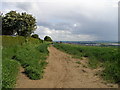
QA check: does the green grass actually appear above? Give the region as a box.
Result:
[2,36,49,88]
[75,61,81,64]
[2,59,20,88]
[2,35,43,48]
[14,43,49,80]
[54,43,120,83]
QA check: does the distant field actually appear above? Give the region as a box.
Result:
[54,43,120,83]
[55,41,120,47]
[2,36,49,88]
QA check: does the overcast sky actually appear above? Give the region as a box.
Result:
[1,0,118,41]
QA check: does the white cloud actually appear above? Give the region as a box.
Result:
[73,24,77,27]
[34,26,97,41]
[1,0,118,41]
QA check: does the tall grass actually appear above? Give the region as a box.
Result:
[14,43,49,80]
[2,59,20,88]
[2,35,43,48]
[54,43,120,83]
[2,36,49,88]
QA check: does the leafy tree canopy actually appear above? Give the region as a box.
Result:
[31,34,39,39]
[44,36,52,42]
[2,11,37,37]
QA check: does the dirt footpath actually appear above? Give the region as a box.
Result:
[16,46,118,88]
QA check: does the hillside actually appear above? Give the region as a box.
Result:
[2,36,119,88]
[2,36,49,88]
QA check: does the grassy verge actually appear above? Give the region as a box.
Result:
[54,43,120,83]
[2,36,49,88]
[2,59,20,88]
[14,43,49,80]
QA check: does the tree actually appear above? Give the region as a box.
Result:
[2,11,20,35]
[2,11,37,37]
[44,36,52,42]
[17,12,37,37]
[31,34,39,39]
[0,12,2,35]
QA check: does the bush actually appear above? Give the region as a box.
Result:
[44,36,52,42]
[25,66,42,80]
[31,34,39,39]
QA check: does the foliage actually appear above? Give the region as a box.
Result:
[25,66,42,80]
[102,52,120,83]
[54,43,83,58]
[14,43,48,80]
[27,37,43,44]
[75,61,81,64]
[2,11,20,35]
[2,11,37,37]
[31,34,39,39]
[54,43,120,83]
[0,13,2,35]
[17,12,37,37]
[2,36,49,88]
[2,35,25,48]
[2,59,20,88]
[44,36,52,42]
[37,43,49,54]
[2,35,43,48]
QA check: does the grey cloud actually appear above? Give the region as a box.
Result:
[15,3,31,11]
[1,1,118,41]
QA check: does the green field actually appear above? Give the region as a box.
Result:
[2,36,49,88]
[54,43,120,83]
[2,35,120,88]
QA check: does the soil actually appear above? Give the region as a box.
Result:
[15,46,118,88]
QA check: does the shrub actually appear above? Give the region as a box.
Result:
[44,36,52,42]
[25,66,42,80]
[31,34,39,39]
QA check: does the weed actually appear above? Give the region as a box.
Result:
[75,61,81,64]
